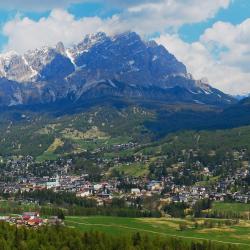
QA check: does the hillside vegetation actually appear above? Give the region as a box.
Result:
[0,100,250,164]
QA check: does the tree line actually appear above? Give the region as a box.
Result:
[1,190,161,218]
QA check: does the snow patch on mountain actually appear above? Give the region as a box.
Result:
[66,49,77,69]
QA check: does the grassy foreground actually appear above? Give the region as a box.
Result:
[65,216,250,250]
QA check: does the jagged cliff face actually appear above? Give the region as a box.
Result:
[0,32,234,107]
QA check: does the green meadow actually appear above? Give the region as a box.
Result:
[65,216,250,250]
[212,202,250,214]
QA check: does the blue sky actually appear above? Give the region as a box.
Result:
[0,0,249,94]
[179,0,250,42]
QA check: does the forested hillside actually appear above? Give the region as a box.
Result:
[0,98,250,161]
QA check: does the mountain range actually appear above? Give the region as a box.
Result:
[0,32,250,160]
[0,31,235,107]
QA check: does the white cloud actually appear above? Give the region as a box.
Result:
[156,19,250,94]
[201,20,250,72]
[2,0,231,53]
[0,0,228,12]
[0,0,231,36]
[2,9,119,53]
[123,0,230,33]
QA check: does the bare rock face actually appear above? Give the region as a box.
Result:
[0,32,235,107]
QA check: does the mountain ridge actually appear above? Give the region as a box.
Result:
[0,31,235,107]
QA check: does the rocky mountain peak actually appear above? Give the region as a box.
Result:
[0,31,235,107]
[55,42,66,55]
[86,32,107,43]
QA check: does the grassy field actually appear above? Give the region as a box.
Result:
[109,163,149,177]
[35,132,133,161]
[212,202,250,213]
[211,202,250,218]
[36,151,58,162]
[65,216,250,249]
[0,200,40,213]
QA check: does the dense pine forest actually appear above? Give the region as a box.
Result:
[0,222,239,250]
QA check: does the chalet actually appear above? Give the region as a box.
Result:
[131,188,141,195]
[27,218,43,227]
[94,184,102,191]
[46,175,60,189]
[76,189,92,197]
[97,192,111,199]
[147,181,163,191]
[22,212,40,220]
